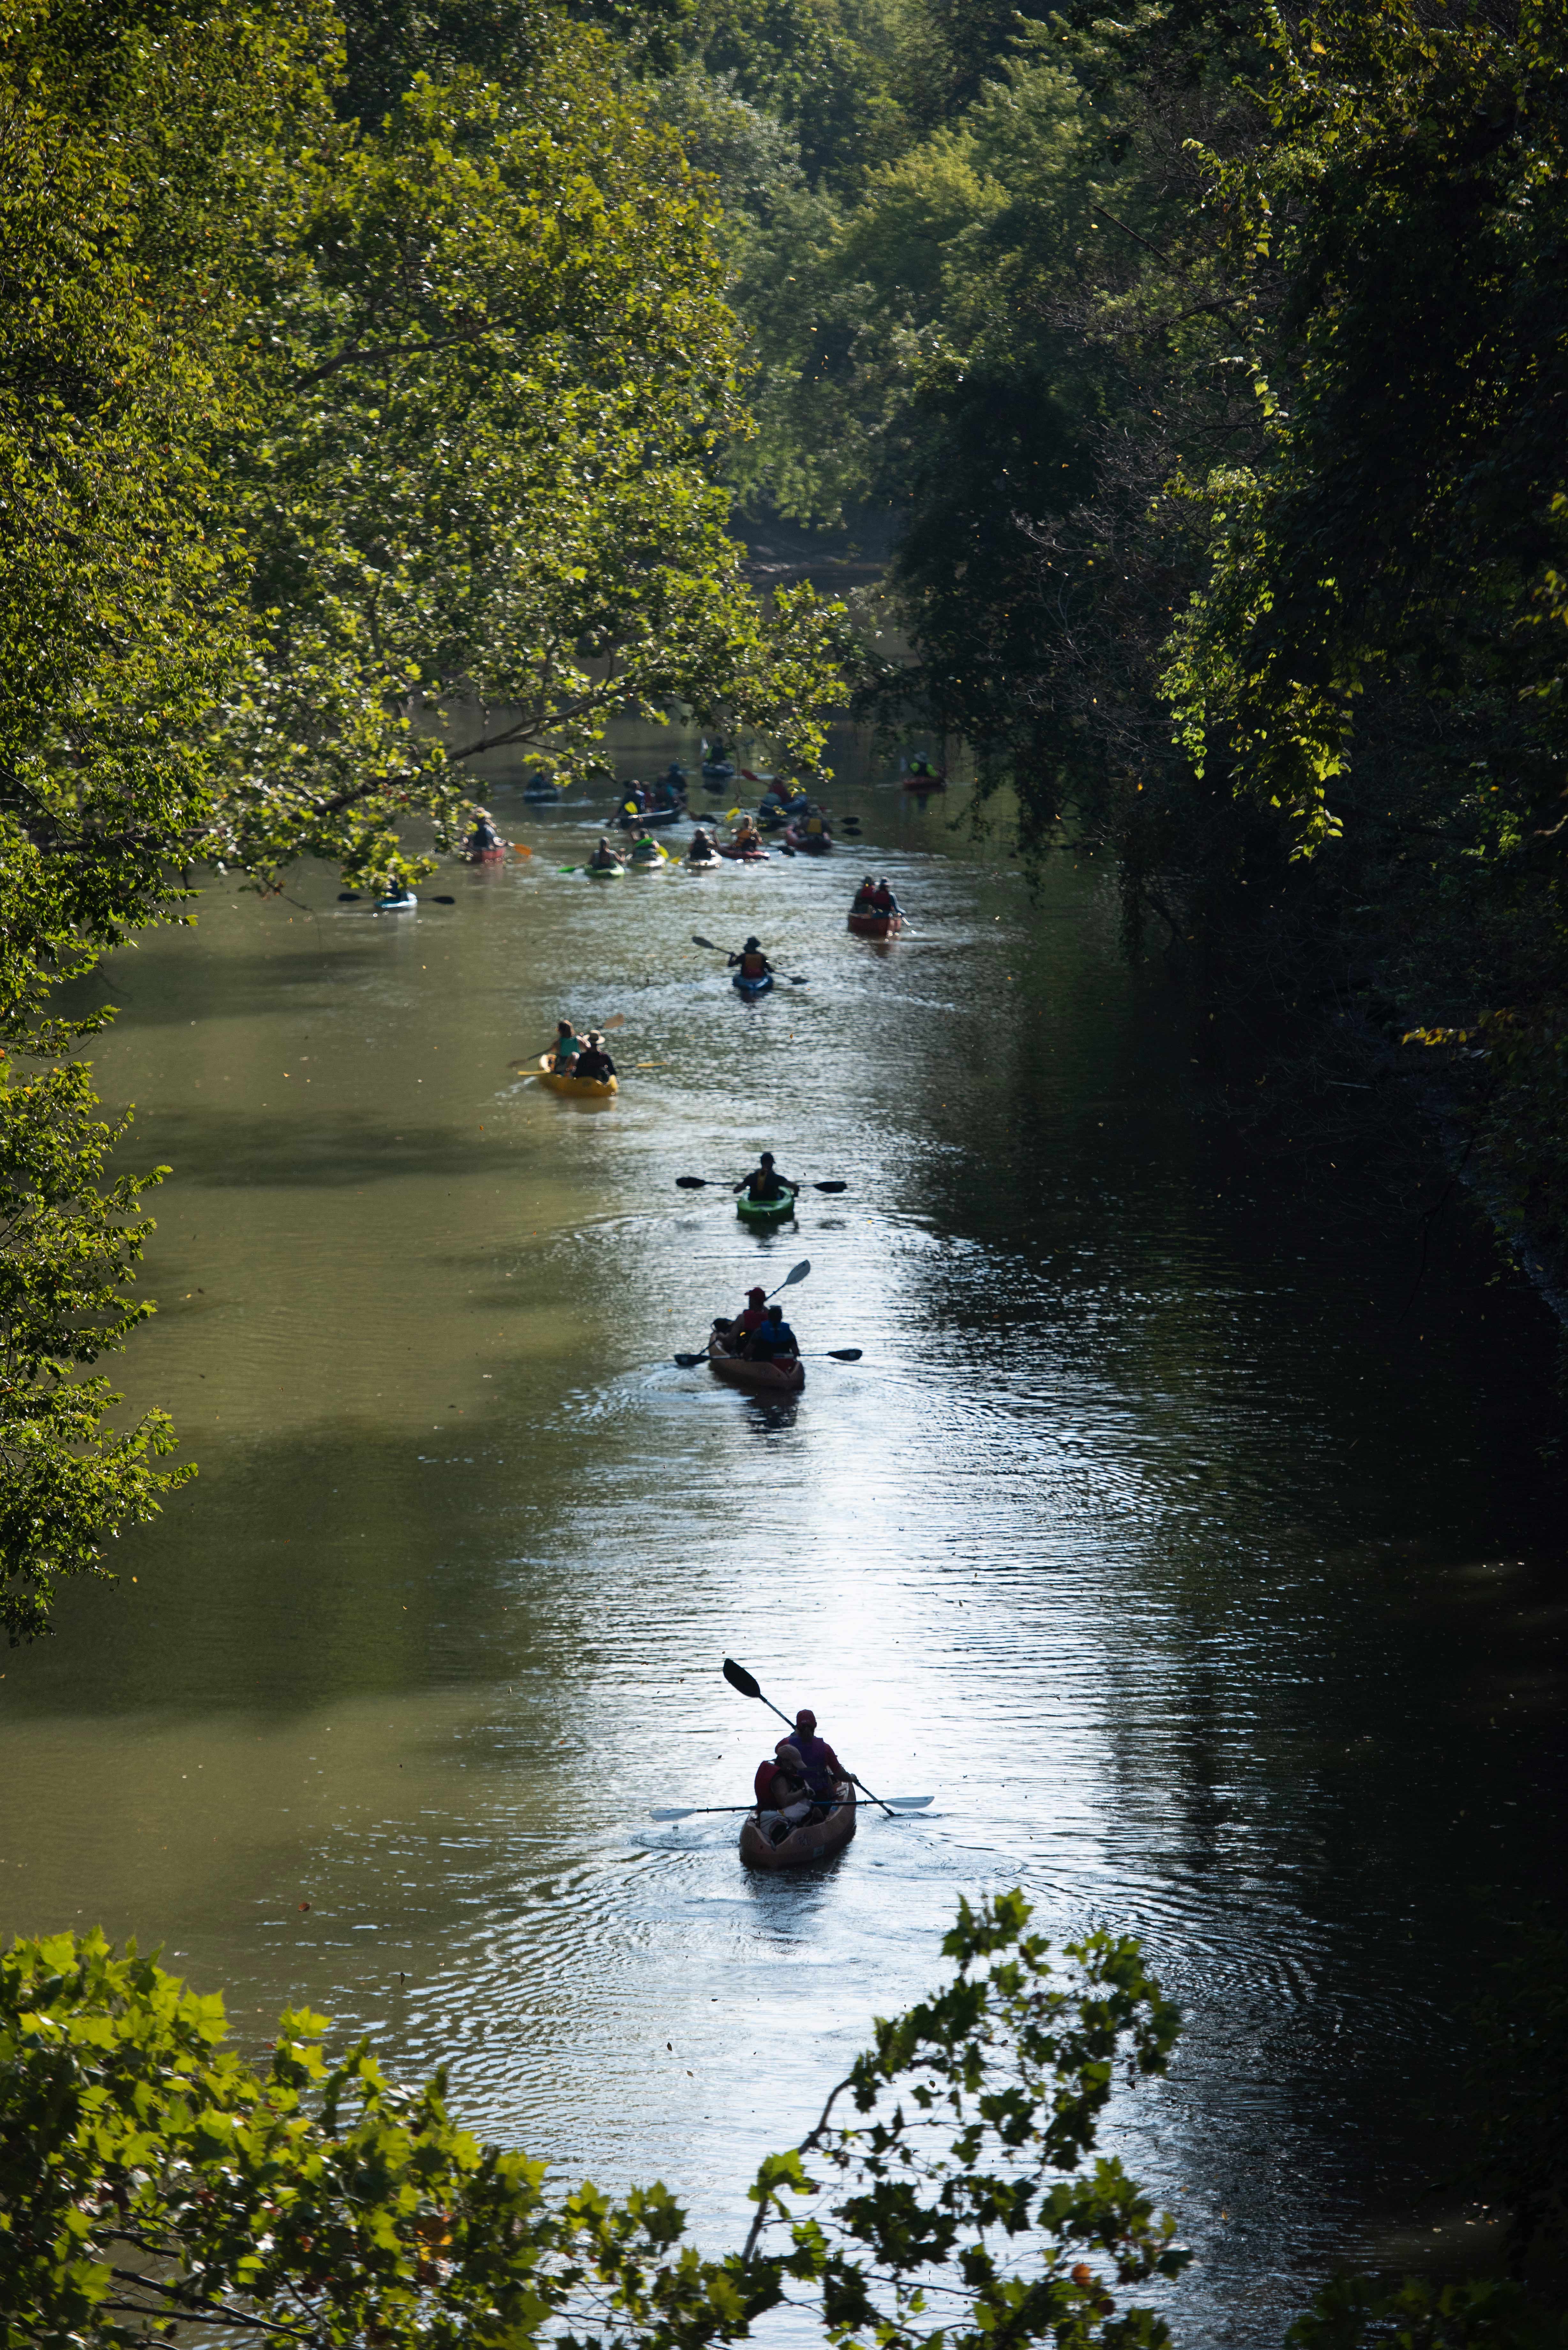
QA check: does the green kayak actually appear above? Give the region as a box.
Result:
[736,1186,797,1224]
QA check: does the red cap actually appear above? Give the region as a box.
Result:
[747,1286,766,1301]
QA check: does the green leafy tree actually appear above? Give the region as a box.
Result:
[0,0,850,1639]
[0,1891,1188,2349]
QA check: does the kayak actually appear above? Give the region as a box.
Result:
[586,862,624,879]
[702,760,735,782]
[848,908,902,938]
[616,802,682,828]
[706,1330,805,1391]
[463,847,506,864]
[376,891,417,910]
[629,847,669,868]
[740,1781,854,1870]
[523,782,562,802]
[735,1182,795,1224]
[783,823,832,853]
[732,971,773,1000]
[531,1052,617,1098]
[903,773,946,791]
[687,853,721,870]
[719,842,767,861]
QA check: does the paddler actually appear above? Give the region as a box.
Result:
[573,1029,616,1083]
[689,824,717,861]
[629,829,665,864]
[550,1020,584,1073]
[730,816,762,853]
[465,809,501,853]
[788,1709,846,1798]
[734,1150,795,1205]
[870,876,900,914]
[800,806,829,844]
[714,1284,769,1353]
[729,936,773,982]
[754,1740,811,1839]
[587,835,622,870]
[746,1300,799,1364]
[851,874,877,911]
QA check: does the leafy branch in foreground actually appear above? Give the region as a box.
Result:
[744,1887,1188,2350]
[0,1893,1187,2350]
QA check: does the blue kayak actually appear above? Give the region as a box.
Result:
[732,971,773,1000]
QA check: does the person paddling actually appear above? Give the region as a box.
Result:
[729,936,773,982]
[789,1708,846,1798]
[747,1300,799,1365]
[715,1284,769,1352]
[587,835,622,871]
[550,1020,584,1073]
[573,1029,616,1082]
[870,876,900,915]
[754,1740,812,1841]
[735,1151,795,1205]
[689,825,717,862]
[465,808,500,853]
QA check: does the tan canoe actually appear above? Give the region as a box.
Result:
[706,1330,804,1392]
[740,1781,856,1870]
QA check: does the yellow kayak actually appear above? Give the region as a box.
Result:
[531,1052,617,1098]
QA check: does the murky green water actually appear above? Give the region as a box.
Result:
[3,736,1563,2345]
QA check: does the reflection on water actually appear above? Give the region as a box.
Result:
[2,739,1564,2346]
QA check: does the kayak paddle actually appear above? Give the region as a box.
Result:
[674,1175,848,1193]
[673,1261,809,1368]
[649,1796,932,1820]
[721,1657,896,1816]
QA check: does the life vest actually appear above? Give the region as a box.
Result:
[740,951,766,977]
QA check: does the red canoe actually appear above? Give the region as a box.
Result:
[848,909,902,938]
[706,1331,804,1392]
[783,823,832,853]
[719,842,769,861]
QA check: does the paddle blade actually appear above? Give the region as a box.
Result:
[649,1806,696,1821]
[826,1348,863,1361]
[601,1013,627,1033]
[812,1181,848,1193]
[431,895,455,904]
[675,1176,708,1189]
[722,1657,762,1701]
[673,1352,706,1368]
[884,1796,933,1809]
[337,891,361,902]
[782,1259,810,1285]
[691,933,718,950]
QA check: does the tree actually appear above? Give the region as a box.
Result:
[0,0,850,1639]
[0,1891,1189,2348]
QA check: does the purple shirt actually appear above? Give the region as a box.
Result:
[791,1728,843,1794]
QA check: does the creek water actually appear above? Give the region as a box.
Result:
[2,736,1564,2346]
